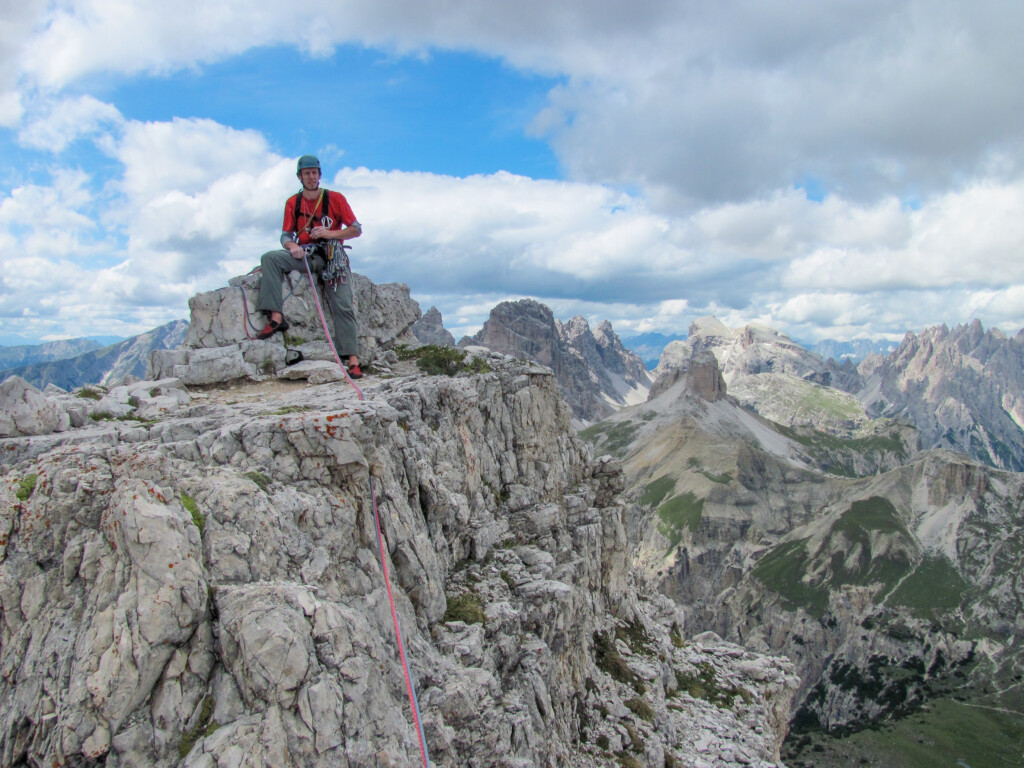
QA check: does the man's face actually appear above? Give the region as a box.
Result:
[299,167,321,190]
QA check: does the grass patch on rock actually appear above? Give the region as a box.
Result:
[615,619,656,657]
[674,661,752,709]
[625,697,655,723]
[243,471,271,492]
[180,492,205,533]
[394,344,491,376]
[593,632,646,694]
[443,591,486,625]
[178,696,218,759]
[15,474,38,501]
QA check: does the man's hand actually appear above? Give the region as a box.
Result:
[310,225,334,241]
[285,242,304,259]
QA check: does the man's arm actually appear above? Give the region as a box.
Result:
[310,222,361,242]
[280,231,305,259]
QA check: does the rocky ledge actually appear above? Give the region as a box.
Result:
[1,351,796,767]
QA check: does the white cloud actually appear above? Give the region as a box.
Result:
[11,1,1024,205]
[3,2,1024,347]
[18,95,123,151]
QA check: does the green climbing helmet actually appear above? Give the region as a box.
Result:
[296,154,321,174]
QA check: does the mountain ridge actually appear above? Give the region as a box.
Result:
[582,340,1024,766]
[1,321,187,390]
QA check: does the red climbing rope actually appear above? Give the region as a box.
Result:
[301,253,430,768]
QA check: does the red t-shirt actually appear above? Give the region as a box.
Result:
[283,189,358,245]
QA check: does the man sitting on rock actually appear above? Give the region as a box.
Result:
[256,154,364,378]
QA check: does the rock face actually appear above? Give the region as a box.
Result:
[1,348,797,767]
[583,344,1024,765]
[411,306,456,347]
[857,319,1024,470]
[1,321,188,391]
[462,299,651,423]
[184,271,420,364]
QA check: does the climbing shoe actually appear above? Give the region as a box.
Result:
[256,318,289,340]
[347,364,364,380]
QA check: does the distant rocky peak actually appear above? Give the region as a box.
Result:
[688,315,733,339]
[648,345,727,402]
[464,298,650,422]
[560,315,592,341]
[411,306,456,347]
[686,348,727,401]
[857,317,1024,470]
[658,316,826,384]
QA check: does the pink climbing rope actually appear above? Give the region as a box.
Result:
[302,254,431,768]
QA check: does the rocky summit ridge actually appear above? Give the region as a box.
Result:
[0,272,798,768]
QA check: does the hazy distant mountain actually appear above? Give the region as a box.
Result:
[2,320,187,390]
[810,337,898,362]
[0,338,104,371]
[620,332,687,369]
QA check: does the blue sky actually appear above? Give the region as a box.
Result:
[3,1,1024,348]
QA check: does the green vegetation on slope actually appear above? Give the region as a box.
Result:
[775,423,908,477]
[640,475,675,507]
[657,493,703,552]
[752,497,917,617]
[751,539,829,616]
[784,696,1024,768]
[579,420,641,458]
[888,555,969,617]
[828,497,915,598]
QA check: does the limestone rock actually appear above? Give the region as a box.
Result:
[0,357,795,768]
[183,270,420,364]
[0,375,70,436]
[412,306,456,347]
[462,299,651,423]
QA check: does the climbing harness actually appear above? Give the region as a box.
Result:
[301,253,432,768]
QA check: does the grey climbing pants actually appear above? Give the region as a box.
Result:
[256,248,358,358]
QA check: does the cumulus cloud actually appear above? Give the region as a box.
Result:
[3,1,1024,346]
[13,1,1024,206]
[18,95,123,151]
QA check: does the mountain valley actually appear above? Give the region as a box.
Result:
[582,331,1024,767]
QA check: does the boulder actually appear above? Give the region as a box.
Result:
[183,271,421,363]
[0,375,70,436]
